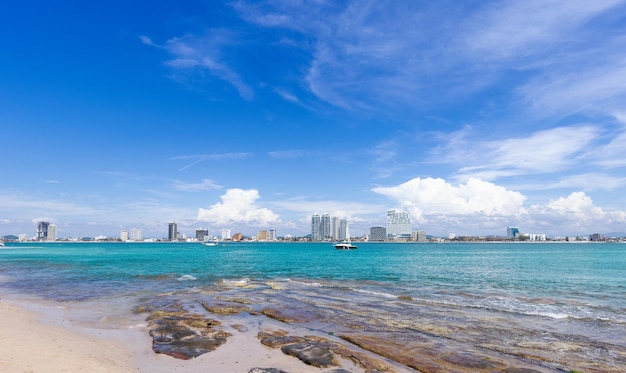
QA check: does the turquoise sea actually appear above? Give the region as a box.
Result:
[1,241,625,372]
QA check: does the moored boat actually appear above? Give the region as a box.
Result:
[334,242,357,250]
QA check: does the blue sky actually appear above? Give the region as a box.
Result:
[2,0,626,239]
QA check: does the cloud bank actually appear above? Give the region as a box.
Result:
[197,188,280,227]
[373,177,626,236]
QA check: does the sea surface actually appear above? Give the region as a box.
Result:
[1,241,625,372]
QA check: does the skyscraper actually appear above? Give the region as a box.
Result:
[311,214,321,241]
[311,214,348,241]
[338,218,348,241]
[37,221,49,241]
[387,209,411,239]
[321,213,331,240]
[168,222,178,241]
[47,224,57,241]
[130,228,142,241]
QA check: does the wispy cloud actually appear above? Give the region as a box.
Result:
[174,179,222,192]
[142,31,254,100]
[430,125,598,181]
[461,0,623,62]
[267,149,326,159]
[170,152,253,171]
[274,87,300,103]
[233,0,626,123]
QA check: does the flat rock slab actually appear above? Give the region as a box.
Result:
[280,341,338,368]
[137,303,231,360]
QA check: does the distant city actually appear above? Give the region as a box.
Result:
[2,208,620,243]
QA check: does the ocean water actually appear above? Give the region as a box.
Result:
[1,241,625,372]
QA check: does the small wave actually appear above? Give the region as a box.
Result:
[176,274,197,281]
[526,311,570,319]
[222,278,250,286]
[353,288,398,299]
[285,278,324,287]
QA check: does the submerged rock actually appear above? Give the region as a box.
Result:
[201,301,251,315]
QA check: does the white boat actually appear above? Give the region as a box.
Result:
[334,242,357,250]
[203,240,218,246]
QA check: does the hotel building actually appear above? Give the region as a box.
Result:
[387,209,411,240]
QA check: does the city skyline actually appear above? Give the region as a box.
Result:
[2,2,626,238]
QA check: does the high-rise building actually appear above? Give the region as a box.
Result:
[120,230,129,241]
[311,214,321,241]
[507,226,519,239]
[130,228,142,241]
[269,229,276,241]
[338,219,348,241]
[168,222,178,241]
[195,228,209,242]
[47,224,57,241]
[370,227,386,241]
[387,209,411,239]
[311,213,348,241]
[321,213,331,240]
[257,230,268,241]
[222,229,231,240]
[37,221,49,241]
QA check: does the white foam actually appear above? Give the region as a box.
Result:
[176,274,197,281]
[222,278,250,285]
[353,288,397,299]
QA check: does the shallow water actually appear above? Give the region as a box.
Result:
[1,241,625,372]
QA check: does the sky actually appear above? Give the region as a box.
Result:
[2,0,626,239]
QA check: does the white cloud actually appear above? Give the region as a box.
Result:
[533,173,626,192]
[174,179,222,192]
[372,177,526,224]
[587,126,626,169]
[527,192,626,233]
[197,188,280,226]
[267,150,326,159]
[431,125,598,181]
[274,88,300,103]
[463,0,623,61]
[145,31,254,100]
[372,177,626,236]
[171,152,253,171]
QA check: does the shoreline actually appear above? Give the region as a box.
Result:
[0,294,379,373]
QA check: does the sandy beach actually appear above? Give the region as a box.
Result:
[0,297,374,373]
[0,300,137,373]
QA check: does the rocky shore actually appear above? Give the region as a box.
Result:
[130,284,625,373]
